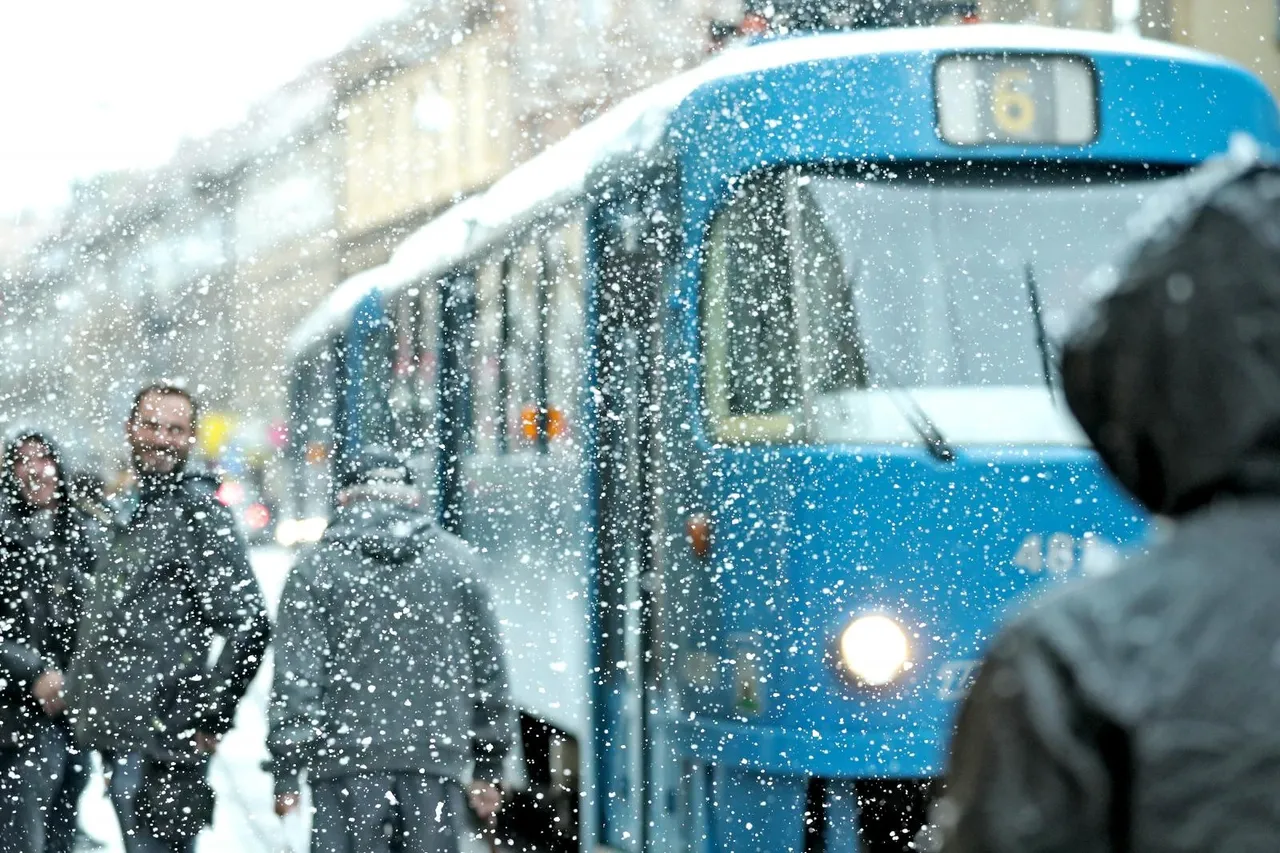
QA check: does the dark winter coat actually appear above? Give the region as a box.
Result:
[66,472,271,764]
[268,486,513,796]
[0,434,99,747]
[937,154,1280,851]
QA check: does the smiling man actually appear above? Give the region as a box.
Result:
[67,383,270,853]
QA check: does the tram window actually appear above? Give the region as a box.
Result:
[703,172,803,441]
[355,311,396,449]
[439,271,477,461]
[413,279,440,438]
[506,236,545,450]
[471,258,504,456]
[388,289,419,453]
[796,172,1064,389]
[288,344,339,456]
[460,217,584,456]
[793,182,867,395]
[288,340,340,517]
[546,213,586,451]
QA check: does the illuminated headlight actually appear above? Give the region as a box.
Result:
[839,615,910,686]
[276,517,328,547]
[297,517,329,544]
[275,520,300,548]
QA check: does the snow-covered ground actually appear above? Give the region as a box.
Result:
[79,545,309,853]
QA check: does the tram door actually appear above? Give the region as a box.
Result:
[591,207,664,852]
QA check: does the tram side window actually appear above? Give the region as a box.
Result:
[385,282,442,458]
[287,341,340,517]
[438,271,477,459]
[506,234,550,451]
[546,212,586,452]
[388,289,420,454]
[471,257,505,457]
[462,217,583,458]
[703,172,803,439]
[413,280,440,445]
[355,311,396,450]
[287,349,337,460]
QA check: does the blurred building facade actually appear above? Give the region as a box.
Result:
[984,0,1280,98]
[0,161,242,470]
[980,0,1112,28]
[0,0,721,474]
[336,14,511,275]
[225,77,342,441]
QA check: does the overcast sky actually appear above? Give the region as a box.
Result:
[0,1,405,216]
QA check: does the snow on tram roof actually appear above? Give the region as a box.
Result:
[379,193,489,295]
[287,263,394,356]
[295,25,1233,357]
[471,25,1216,226]
[288,194,489,356]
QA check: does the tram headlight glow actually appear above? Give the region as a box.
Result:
[839,615,910,686]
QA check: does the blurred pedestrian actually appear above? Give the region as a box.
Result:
[66,383,271,853]
[0,431,100,853]
[269,446,514,853]
[935,152,1280,850]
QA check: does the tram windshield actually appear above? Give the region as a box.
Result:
[702,163,1186,446]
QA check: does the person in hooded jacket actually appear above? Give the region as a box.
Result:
[0,431,100,853]
[934,149,1280,851]
[66,384,271,853]
[269,446,514,853]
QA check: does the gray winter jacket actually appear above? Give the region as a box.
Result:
[268,490,513,795]
[66,473,271,764]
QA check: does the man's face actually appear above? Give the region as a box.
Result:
[13,440,58,509]
[127,392,195,477]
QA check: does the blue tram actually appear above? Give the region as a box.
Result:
[282,23,1280,853]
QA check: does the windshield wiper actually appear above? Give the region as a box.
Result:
[1024,262,1057,402]
[845,258,956,463]
[867,358,956,464]
[889,386,957,463]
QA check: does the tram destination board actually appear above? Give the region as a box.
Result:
[935,53,1098,146]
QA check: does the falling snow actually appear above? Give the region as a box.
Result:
[0,2,1276,852]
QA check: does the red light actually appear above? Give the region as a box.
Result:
[520,405,567,442]
[685,513,713,560]
[962,12,981,24]
[244,503,271,531]
[268,422,289,450]
[739,13,769,35]
[216,481,246,507]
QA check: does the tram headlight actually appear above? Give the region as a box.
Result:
[839,615,910,686]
